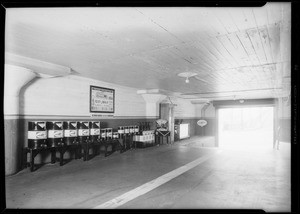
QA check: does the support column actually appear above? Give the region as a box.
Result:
[4,64,37,175]
[141,94,166,118]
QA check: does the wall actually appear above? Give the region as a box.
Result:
[6,71,290,174]
[19,75,147,117]
[167,98,216,138]
[277,97,291,142]
[168,97,196,137]
[171,97,196,119]
[4,73,157,175]
[195,104,216,137]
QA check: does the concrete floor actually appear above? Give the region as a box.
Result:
[5,136,291,211]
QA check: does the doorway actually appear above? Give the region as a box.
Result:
[218,106,274,150]
[159,103,175,142]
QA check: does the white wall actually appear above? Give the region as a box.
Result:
[204,104,216,117]
[278,97,291,118]
[169,97,197,118]
[194,104,203,118]
[19,75,147,117]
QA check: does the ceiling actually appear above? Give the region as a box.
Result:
[5,3,291,101]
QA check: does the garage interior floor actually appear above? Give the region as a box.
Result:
[5,136,291,212]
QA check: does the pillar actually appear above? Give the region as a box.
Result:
[141,94,167,118]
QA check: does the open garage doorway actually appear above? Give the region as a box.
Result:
[218,106,274,150]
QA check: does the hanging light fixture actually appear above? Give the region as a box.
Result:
[185,77,190,83]
[177,72,198,84]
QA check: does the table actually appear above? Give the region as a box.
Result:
[24,146,64,172]
[102,139,123,156]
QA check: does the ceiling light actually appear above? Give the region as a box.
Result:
[178,72,198,83]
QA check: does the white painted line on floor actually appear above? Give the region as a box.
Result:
[94,150,222,209]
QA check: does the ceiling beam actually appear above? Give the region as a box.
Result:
[5,52,72,77]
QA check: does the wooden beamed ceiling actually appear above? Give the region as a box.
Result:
[5,3,291,100]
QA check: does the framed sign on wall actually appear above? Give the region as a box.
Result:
[90,85,115,113]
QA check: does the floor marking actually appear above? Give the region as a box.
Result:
[94,150,222,209]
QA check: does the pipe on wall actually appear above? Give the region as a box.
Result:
[201,102,210,117]
[4,64,37,175]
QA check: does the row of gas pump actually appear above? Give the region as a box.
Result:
[26,121,141,171]
[28,121,140,149]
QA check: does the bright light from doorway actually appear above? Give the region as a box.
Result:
[218,107,274,150]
